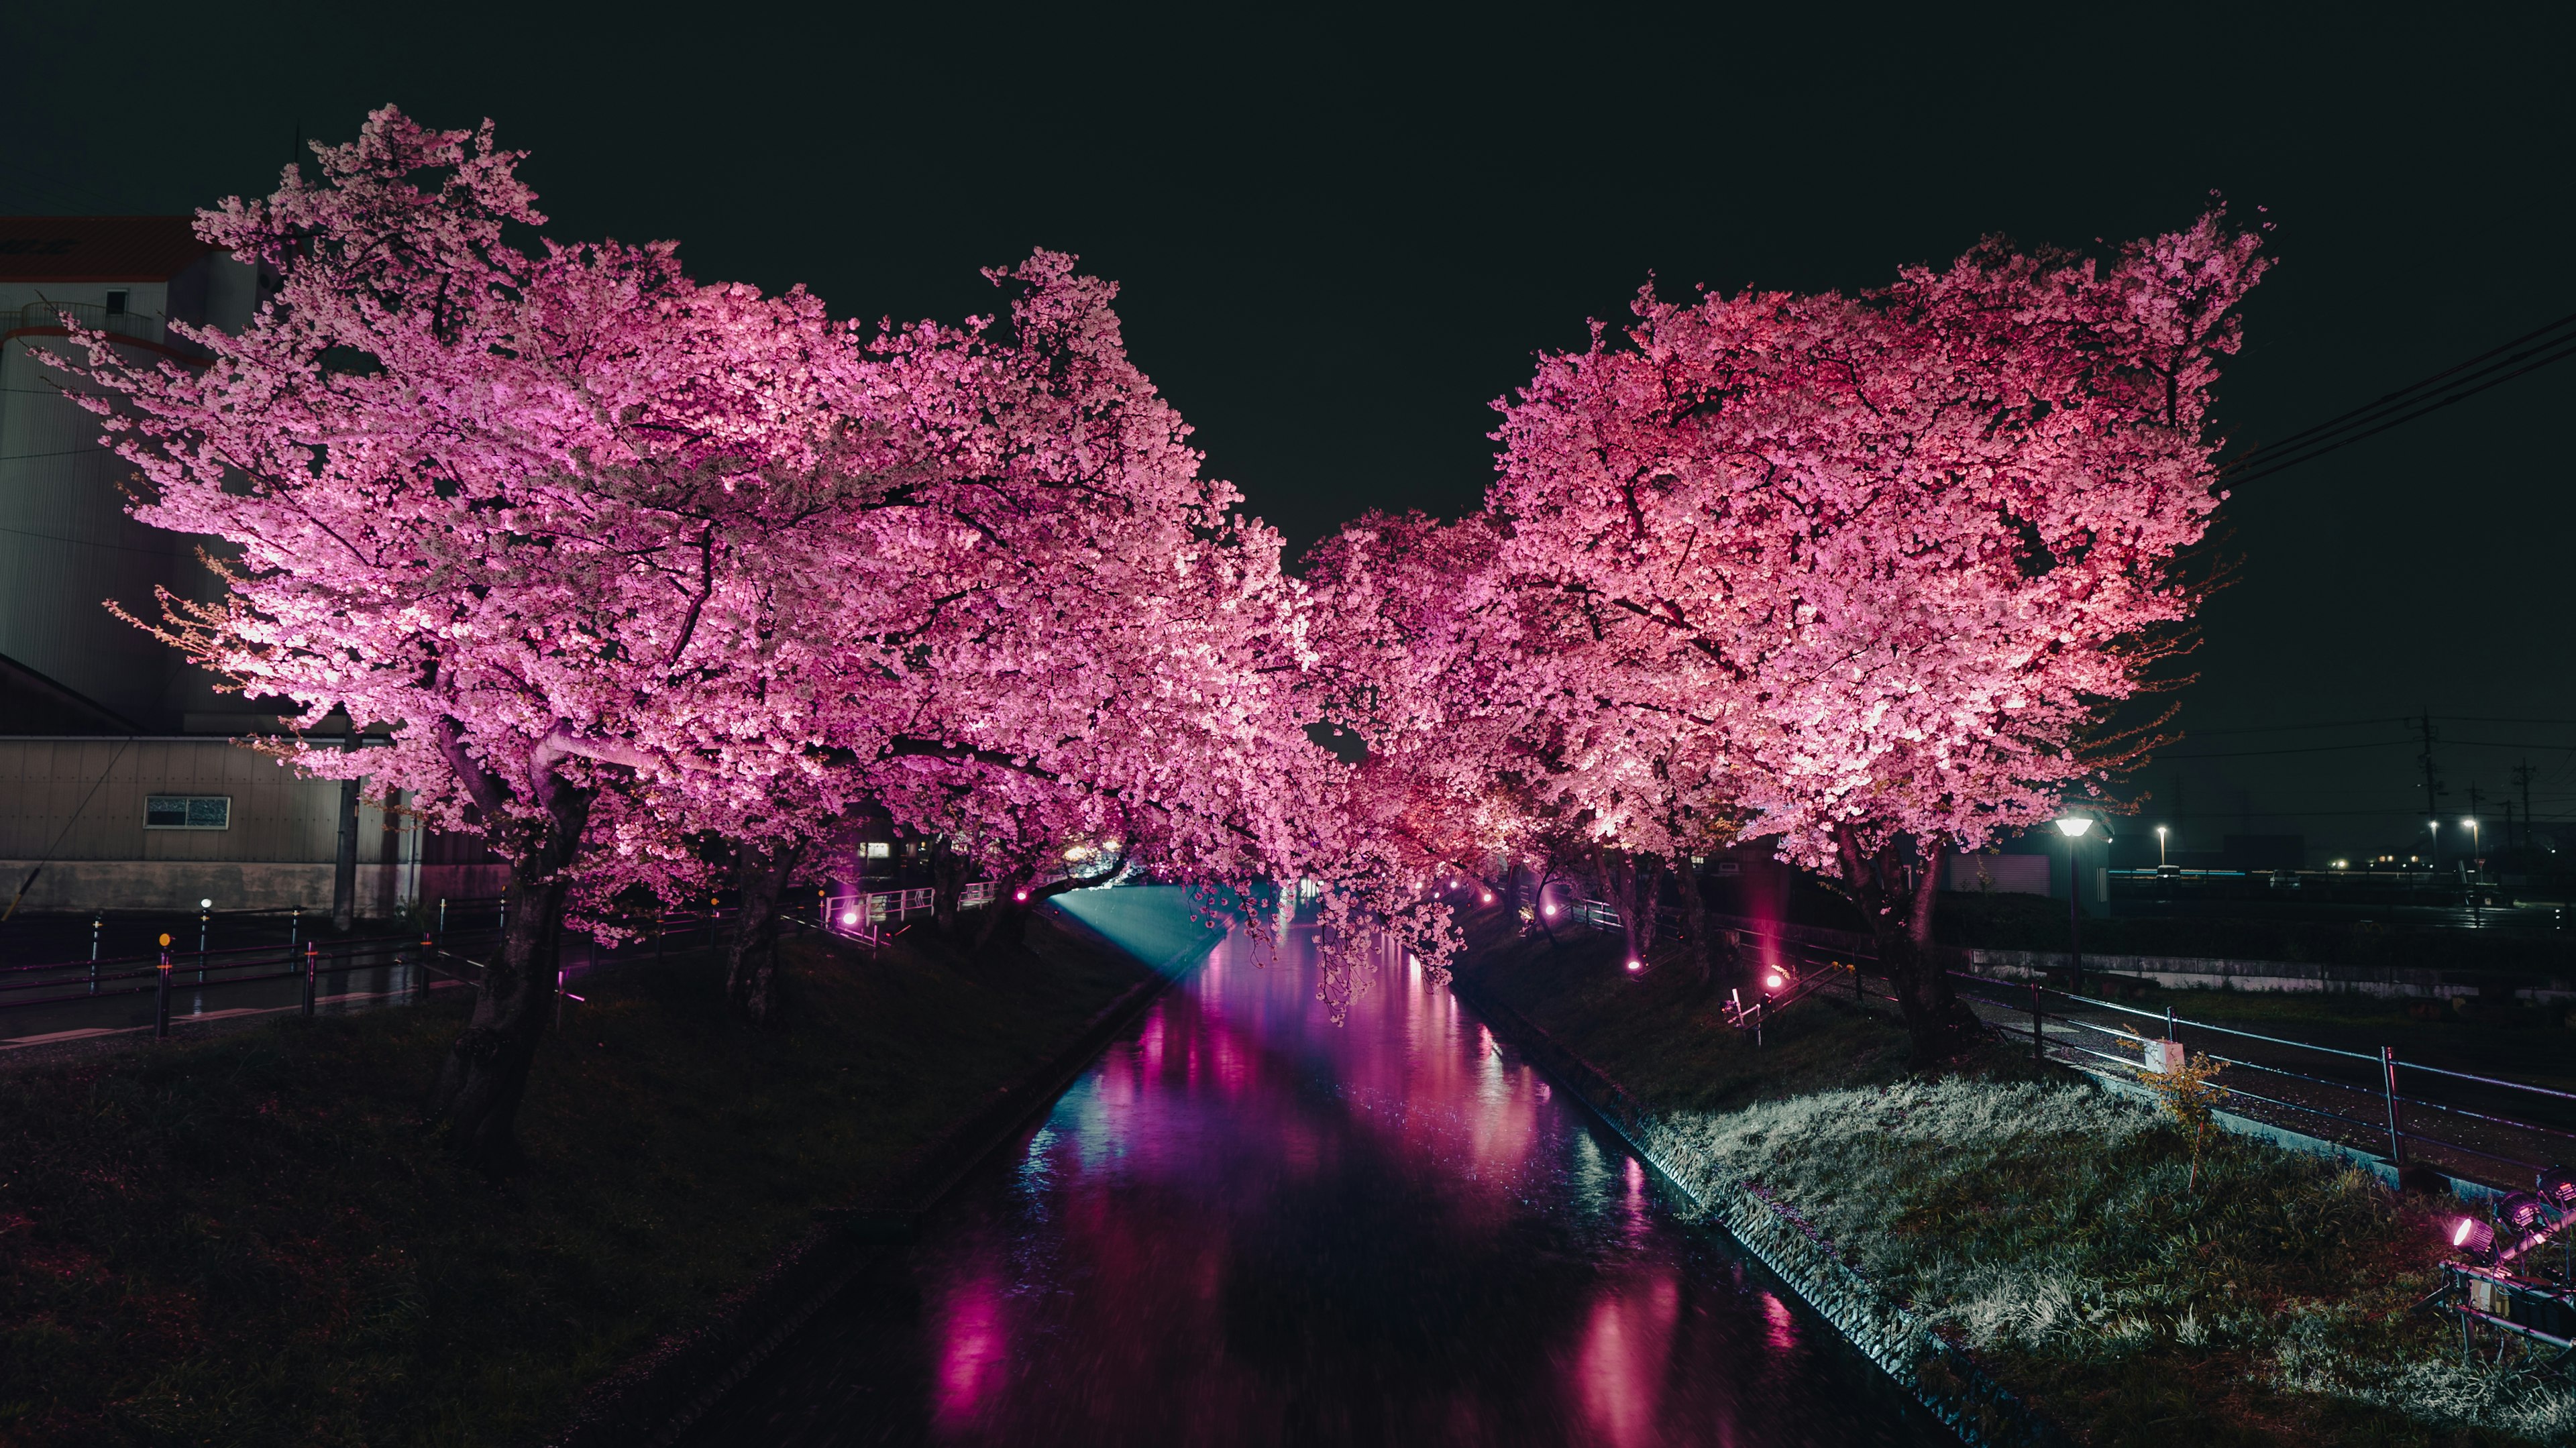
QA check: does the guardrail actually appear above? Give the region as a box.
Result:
[1505,881,2576,1190]
[796,883,1000,947]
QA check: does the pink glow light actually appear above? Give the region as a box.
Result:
[1625,958,1642,973]
[2453,1217,2475,1247]
[1765,972,1785,989]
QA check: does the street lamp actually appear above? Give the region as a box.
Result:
[2055,816,2093,994]
[2155,825,2168,868]
[2464,816,2483,927]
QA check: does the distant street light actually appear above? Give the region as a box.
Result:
[2054,816,2092,993]
[2155,825,2168,868]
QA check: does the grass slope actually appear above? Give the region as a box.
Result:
[1461,907,2576,1447]
[0,914,1150,1447]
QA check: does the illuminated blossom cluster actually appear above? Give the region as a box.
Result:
[1311,211,2267,1050]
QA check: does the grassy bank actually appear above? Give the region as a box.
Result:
[1462,908,2576,1446]
[0,913,1155,1447]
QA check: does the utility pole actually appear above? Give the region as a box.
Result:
[2514,760,2536,850]
[2417,712,2445,867]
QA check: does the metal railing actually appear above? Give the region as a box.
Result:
[800,883,1001,946]
[1506,881,2576,1190]
[12,300,165,344]
[1940,968,2576,1190]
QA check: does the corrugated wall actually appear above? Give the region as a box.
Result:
[0,737,440,913]
[0,737,356,861]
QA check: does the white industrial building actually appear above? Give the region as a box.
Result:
[0,216,502,918]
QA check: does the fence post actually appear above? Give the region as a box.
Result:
[302,941,317,1016]
[89,914,101,996]
[2381,1046,2406,1168]
[2031,980,2044,1063]
[2165,1004,2176,1043]
[155,935,172,1039]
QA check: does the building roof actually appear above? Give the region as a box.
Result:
[0,217,215,282]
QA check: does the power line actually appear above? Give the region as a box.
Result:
[2157,738,2413,760]
[2219,310,2576,483]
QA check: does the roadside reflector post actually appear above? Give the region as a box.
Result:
[2031,980,2044,1063]
[2382,1046,2406,1168]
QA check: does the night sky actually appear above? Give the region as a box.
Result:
[7,5,2571,860]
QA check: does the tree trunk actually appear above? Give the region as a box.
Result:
[928,839,967,943]
[725,838,806,1024]
[1530,860,1563,946]
[971,866,1036,959]
[1875,838,1983,1064]
[1678,854,1714,988]
[427,782,590,1172]
[1632,856,1665,959]
[1595,844,1643,964]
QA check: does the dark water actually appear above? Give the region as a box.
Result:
[688,923,1945,1448]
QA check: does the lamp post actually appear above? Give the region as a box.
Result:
[2464,816,2483,926]
[2054,816,2094,994]
[2155,825,2168,868]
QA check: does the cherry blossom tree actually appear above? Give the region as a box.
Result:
[1490,209,2269,1056]
[62,109,945,1163]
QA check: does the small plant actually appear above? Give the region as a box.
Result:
[2141,1050,2227,1193]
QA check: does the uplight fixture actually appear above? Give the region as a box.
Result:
[2539,1164,2576,1211]
[2499,1191,2549,1233]
[1625,958,1642,972]
[2451,1216,2498,1262]
[1764,971,1785,990]
[839,910,859,926]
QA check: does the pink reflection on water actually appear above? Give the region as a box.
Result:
[1763,1290,1799,1353]
[930,1271,1008,1432]
[1574,1269,1685,1448]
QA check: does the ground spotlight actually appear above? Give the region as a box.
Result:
[1543,903,1557,916]
[839,910,858,926]
[1764,971,1785,990]
[2539,1165,2576,1211]
[1014,889,1030,902]
[2499,1191,2551,1233]
[1625,958,1642,972]
[2449,1216,2497,1262]
[1481,891,1494,904]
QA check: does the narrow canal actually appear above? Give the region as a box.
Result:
[688,913,1944,1447]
